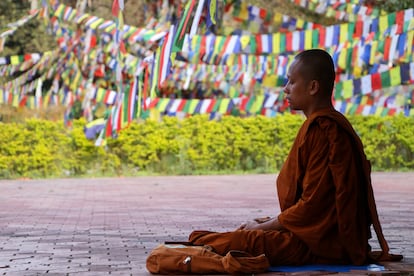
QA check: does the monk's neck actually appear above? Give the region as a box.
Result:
[303,103,335,118]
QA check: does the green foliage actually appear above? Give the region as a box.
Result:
[69,118,121,176]
[349,115,414,170]
[108,115,303,175]
[376,0,413,13]
[0,115,413,179]
[0,119,72,178]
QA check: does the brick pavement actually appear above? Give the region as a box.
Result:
[0,173,413,275]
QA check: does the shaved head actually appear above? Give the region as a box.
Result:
[294,49,336,96]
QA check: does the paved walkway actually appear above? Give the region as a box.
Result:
[0,173,413,275]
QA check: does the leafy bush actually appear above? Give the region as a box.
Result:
[0,114,413,179]
[0,119,73,178]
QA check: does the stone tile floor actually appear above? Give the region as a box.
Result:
[0,173,413,275]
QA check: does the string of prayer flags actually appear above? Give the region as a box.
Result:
[0,53,43,66]
[334,63,414,100]
[122,85,413,119]
[289,0,382,22]
[182,8,414,56]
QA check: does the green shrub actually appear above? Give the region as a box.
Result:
[0,119,73,178]
[0,114,413,179]
[349,115,414,170]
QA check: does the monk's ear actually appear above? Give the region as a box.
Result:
[308,80,320,96]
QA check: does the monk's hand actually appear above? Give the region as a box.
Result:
[254,216,272,223]
[237,220,260,230]
[238,217,285,231]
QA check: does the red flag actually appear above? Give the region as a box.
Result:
[105,114,113,138]
[371,73,382,91]
[112,0,119,16]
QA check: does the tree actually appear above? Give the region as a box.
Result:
[365,0,413,12]
[0,0,55,56]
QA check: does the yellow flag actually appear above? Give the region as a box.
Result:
[353,65,363,78]
[214,36,223,55]
[390,67,401,86]
[157,98,169,112]
[296,18,305,30]
[226,54,235,66]
[304,30,312,50]
[405,30,414,59]
[379,14,388,36]
[326,7,335,18]
[11,56,20,65]
[342,79,353,99]
[375,107,383,116]
[272,33,280,54]
[188,99,200,114]
[229,86,237,98]
[263,75,277,87]
[338,50,347,70]
[219,98,230,114]
[71,71,81,92]
[360,96,368,105]
[54,4,65,18]
[76,14,89,24]
[240,35,250,50]
[209,0,217,24]
[369,41,378,65]
[253,95,264,113]
[273,13,282,25]
[90,18,104,30]
[12,94,19,107]
[96,88,105,103]
[339,23,347,43]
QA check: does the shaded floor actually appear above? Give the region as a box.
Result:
[0,173,413,275]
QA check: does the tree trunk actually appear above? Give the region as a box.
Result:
[31,0,38,10]
[76,0,88,14]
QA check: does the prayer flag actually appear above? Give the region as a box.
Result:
[390,67,401,86]
[272,33,280,54]
[206,0,218,28]
[342,79,353,99]
[361,75,372,95]
[371,73,382,90]
[112,0,120,16]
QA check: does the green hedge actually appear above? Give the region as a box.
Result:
[0,114,413,179]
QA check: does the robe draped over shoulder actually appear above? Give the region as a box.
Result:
[277,108,371,265]
[189,108,398,266]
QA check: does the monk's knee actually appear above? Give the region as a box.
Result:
[189,230,266,256]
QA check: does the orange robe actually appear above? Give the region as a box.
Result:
[276,108,371,265]
[189,109,390,266]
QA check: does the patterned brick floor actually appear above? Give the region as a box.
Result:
[0,173,413,275]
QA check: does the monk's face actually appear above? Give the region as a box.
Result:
[283,60,313,112]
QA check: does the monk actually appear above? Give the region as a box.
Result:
[188,49,402,266]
